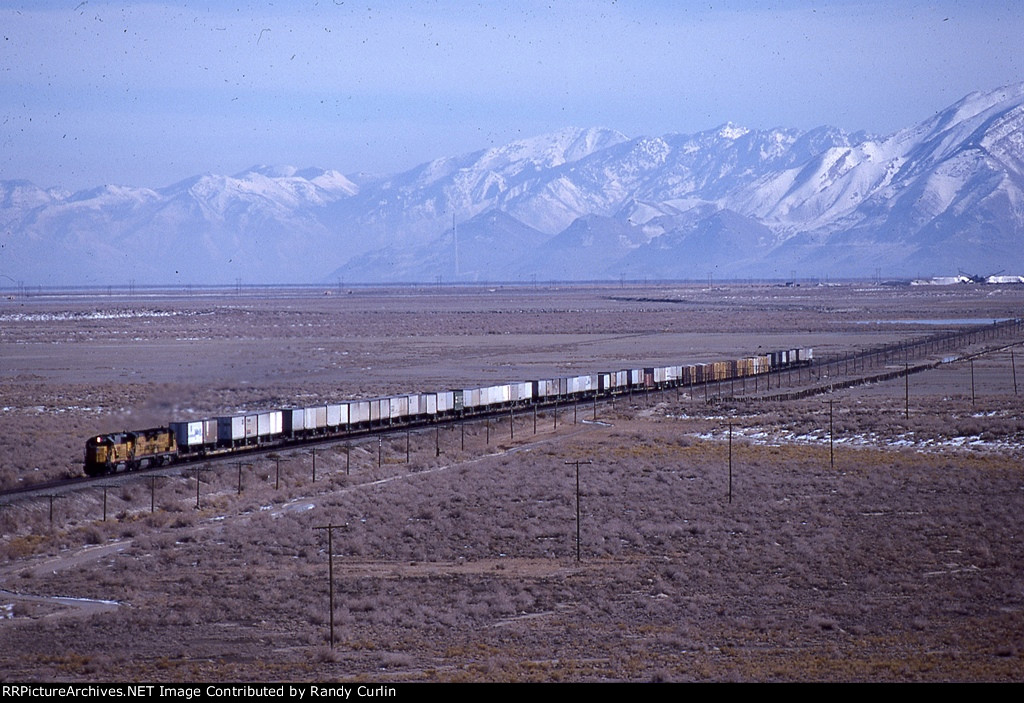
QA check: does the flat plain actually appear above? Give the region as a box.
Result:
[1,282,1022,681]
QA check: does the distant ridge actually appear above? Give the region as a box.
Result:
[3,86,1024,285]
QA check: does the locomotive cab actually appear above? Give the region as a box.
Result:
[84,433,120,476]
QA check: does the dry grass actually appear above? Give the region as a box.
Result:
[2,284,1024,681]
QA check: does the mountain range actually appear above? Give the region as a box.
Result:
[3,84,1024,285]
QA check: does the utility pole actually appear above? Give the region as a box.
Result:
[821,398,837,470]
[1012,349,1019,395]
[275,457,288,490]
[971,359,976,406]
[194,468,209,510]
[46,495,62,526]
[905,359,910,420]
[565,459,593,562]
[99,485,116,522]
[313,523,346,649]
[727,424,733,504]
[829,398,835,470]
[235,462,252,495]
[148,475,162,513]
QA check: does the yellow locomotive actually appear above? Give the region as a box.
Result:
[84,427,178,476]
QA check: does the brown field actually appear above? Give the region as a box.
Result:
[1,282,1023,682]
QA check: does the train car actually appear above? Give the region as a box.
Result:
[406,394,423,419]
[439,391,455,415]
[327,403,349,430]
[83,347,813,476]
[349,399,372,427]
[169,420,217,455]
[282,408,305,437]
[216,415,247,447]
[388,395,410,423]
[84,427,177,476]
[257,411,283,441]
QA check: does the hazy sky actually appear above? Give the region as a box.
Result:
[3,0,1022,191]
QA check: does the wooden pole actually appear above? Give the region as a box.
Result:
[1012,349,1018,395]
[905,359,910,420]
[829,399,834,470]
[566,460,593,562]
[971,359,976,406]
[728,424,733,504]
[313,523,344,649]
[194,468,207,510]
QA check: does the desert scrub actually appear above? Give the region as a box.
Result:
[0,534,49,560]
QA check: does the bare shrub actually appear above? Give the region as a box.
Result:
[82,526,104,545]
[378,651,413,669]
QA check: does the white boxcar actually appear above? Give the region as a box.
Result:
[436,391,454,413]
[423,393,438,416]
[645,367,669,384]
[326,403,349,428]
[349,400,371,425]
[567,375,592,395]
[486,384,511,405]
[533,379,556,398]
[514,381,533,402]
[388,395,409,420]
[304,406,327,431]
[257,411,283,438]
[407,394,421,416]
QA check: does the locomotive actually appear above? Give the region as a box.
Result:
[83,348,812,476]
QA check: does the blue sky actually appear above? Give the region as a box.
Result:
[2,1,1022,191]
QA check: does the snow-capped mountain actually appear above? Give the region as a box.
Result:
[3,86,1024,285]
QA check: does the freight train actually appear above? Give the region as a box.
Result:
[83,348,812,476]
